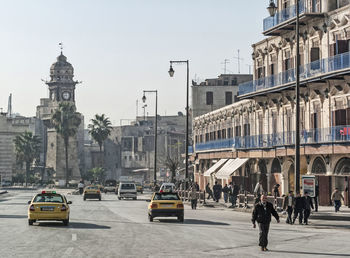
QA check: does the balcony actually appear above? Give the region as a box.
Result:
[263,0,324,36]
[239,51,350,97]
[193,126,350,152]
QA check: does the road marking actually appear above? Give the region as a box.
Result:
[64,247,74,256]
[72,234,77,241]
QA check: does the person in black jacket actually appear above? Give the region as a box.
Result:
[252,195,280,251]
[293,193,305,224]
[303,192,314,225]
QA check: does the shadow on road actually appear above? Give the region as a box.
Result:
[37,222,111,229]
[0,214,27,219]
[157,218,229,226]
[270,250,350,257]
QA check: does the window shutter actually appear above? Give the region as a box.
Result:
[337,40,349,54]
[311,48,320,62]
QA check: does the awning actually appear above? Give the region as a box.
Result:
[132,168,150,173]
[203,159,228,177]
[215,158,249,179]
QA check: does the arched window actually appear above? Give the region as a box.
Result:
[334,158,350,174]
[311,157,327,174]
[271,158,281,174]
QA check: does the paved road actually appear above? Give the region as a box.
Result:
[0,189,350,258]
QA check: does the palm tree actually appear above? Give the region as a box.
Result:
[51,103,81,187]
[13,131,41,186]
[88,114,112,167]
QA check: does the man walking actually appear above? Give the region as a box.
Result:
[205,183,214,200]
[303,192,314,225]
[222,184,229,203]
[293,193,305,225]
[252,195,280,251]
[254,180,264,203]
[331,188,344,212]
[189,184,198,210]
[213,181,222,202]
[283,191,295,224]
[314,184,319,212]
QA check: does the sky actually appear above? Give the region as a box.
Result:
[0,0,268,127]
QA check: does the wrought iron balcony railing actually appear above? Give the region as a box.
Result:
[239,51,350,96]
[193,126,350,152]
[263,0,306,32]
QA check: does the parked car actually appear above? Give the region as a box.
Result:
[104,179,117,193]
[1,181,12,187]
[159,183,176,193]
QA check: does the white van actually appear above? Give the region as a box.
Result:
[118,182,137,200]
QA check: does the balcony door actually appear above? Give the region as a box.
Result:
[312,0,320,12]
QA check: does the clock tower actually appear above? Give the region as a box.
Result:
[46,51,79,103]
[37,49,84,184]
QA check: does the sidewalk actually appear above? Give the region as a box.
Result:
[200,197,350,221]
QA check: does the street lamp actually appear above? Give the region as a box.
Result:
[142,90,158,186]
[168,60,190,187]
[267,0,301,194]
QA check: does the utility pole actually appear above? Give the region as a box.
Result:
[221,59,230,74]
[233,50,244,74]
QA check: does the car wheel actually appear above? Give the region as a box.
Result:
[63,218,69,226]
[148,215,153,222]
[178,216,184,223]
[28,220,34,226]
[118,197,121,200]
[99,197,101,201]
[83,197,86,201]
[133,197,137,200]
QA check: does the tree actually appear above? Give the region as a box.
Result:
[13,131,41,186]
[88,167,106,183]
[51,103,81,187]
[88,114,112,166]
[165,155,180,183]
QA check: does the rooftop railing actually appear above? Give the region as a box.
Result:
[238,51,350,96]
[263,0,306,32]
[193,126,350,152]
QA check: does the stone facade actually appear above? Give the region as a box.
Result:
[192,1,350,206]
[191,74,252,118]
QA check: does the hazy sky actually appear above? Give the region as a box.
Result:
[0,0,268,126]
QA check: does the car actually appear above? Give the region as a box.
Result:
[27,190,71,226]
[83,185,101,201]
[118,182,137,200]
[147,192,184,222]
[104,180,117,193]
[135,183,144,194]
[159,183,176,193]
[1,181,11,187]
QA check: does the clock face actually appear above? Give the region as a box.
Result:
[62,91,71,100]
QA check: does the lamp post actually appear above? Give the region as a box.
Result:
[168,60,190,186]
[142,90,158,186]
[268,0,300,194]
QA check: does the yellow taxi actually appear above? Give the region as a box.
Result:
[83,185,101,201]
[147,192,184,222]
[28,191,71,226]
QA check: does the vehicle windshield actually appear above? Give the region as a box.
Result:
[87,186,98,190]
[153,193,180,200]
[121,184,135,190]
[34,194,64,203]
[163,185,174,190]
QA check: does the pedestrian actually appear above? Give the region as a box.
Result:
[314,184,319,212]
[273,184,280,198]
[293,193,305,225]
[254,180,265,203]
[189,184,198,210]
[252,194,280,252]
[195,182,200,191]
[303,191,314,225]
[283,191,295,224]
[331,188,344,212]
[205,183,214,200]
[232,181,240,207]
[222,184,229,203]
[213,181,222,202]
[78,181,85,195]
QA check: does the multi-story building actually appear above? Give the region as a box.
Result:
[85,115,188,183]
[192,74,252,118]
[192,0,350,206]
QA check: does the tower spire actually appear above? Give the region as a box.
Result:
[59,42,63,54]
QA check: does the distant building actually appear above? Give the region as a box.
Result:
[191,74,253,118]
[84,115,188,183]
